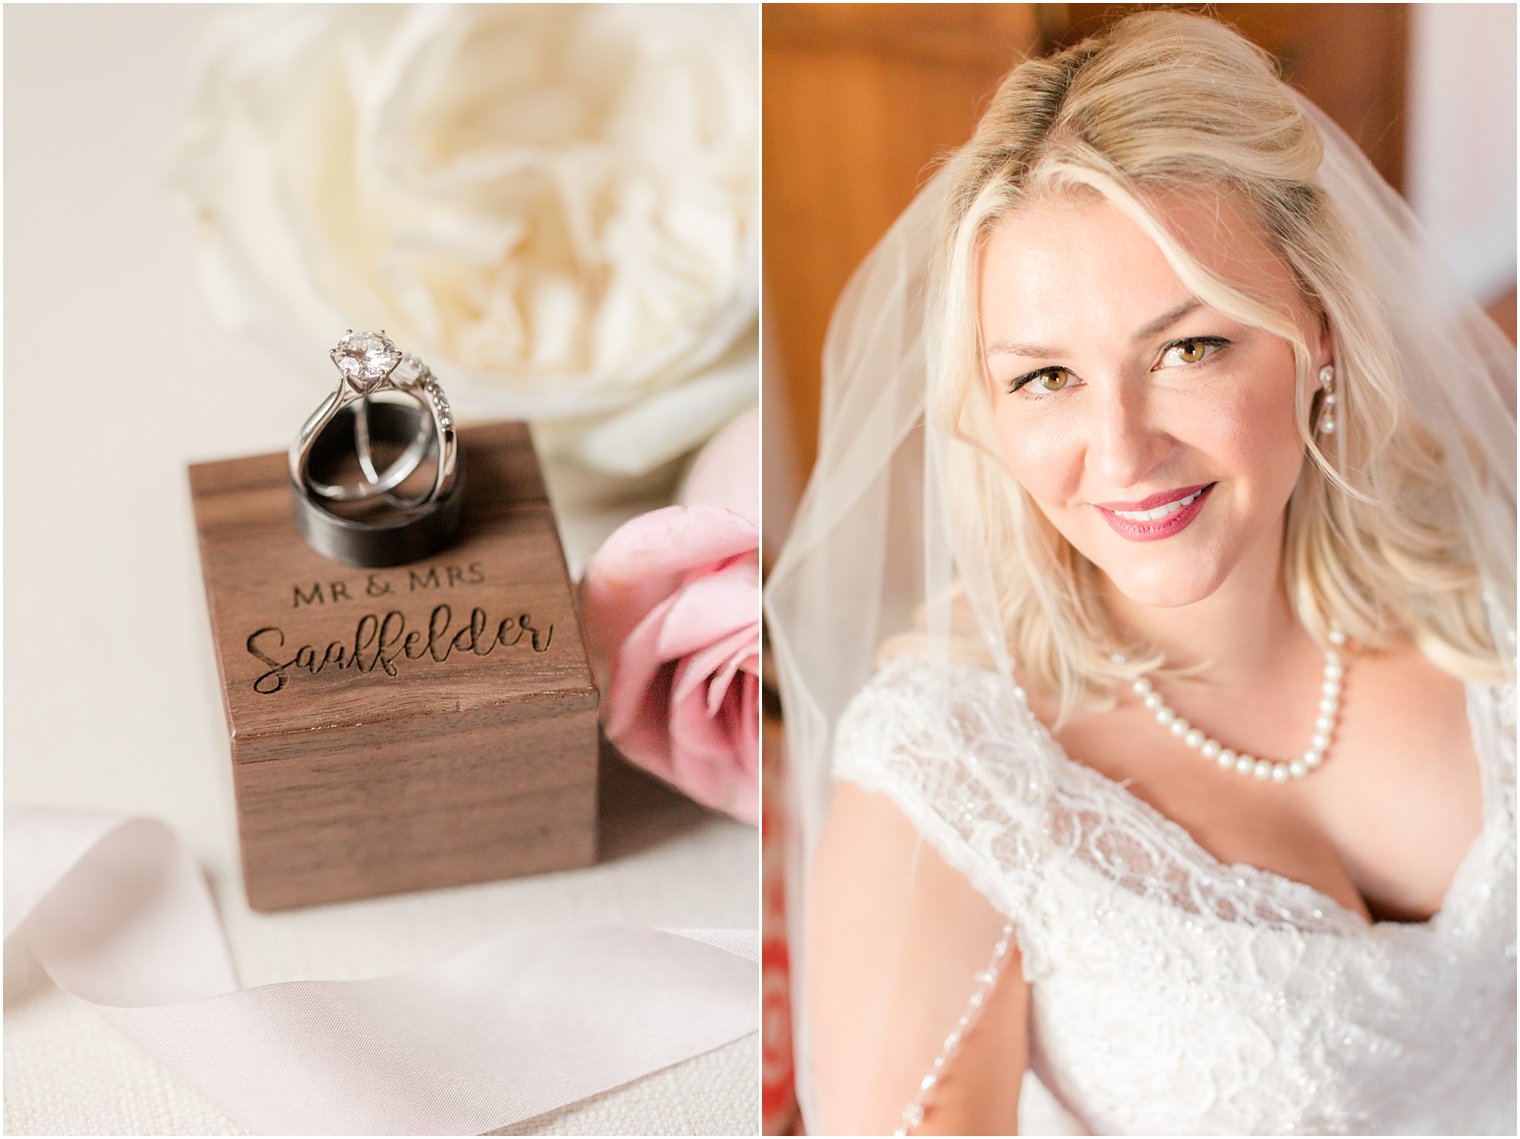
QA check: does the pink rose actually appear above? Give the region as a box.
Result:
[580,410,759,824]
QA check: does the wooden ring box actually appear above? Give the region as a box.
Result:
[188,421,599,911]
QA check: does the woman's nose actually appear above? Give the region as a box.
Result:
[1086,381,1167,489]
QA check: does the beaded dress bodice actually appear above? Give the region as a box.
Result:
[833,656,1517,1135]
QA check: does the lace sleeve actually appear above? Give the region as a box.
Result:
[829,657,1058,1134]
[832,655,1060,959]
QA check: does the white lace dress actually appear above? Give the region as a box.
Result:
[834,657,1517,1136]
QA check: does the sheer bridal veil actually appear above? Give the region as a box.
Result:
[766,14,1515,1133]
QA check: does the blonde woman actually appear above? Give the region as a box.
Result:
[768,12,1515,1135]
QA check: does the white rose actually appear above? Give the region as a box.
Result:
[173,4,757,476]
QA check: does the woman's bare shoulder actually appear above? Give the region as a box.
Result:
[809,783,1030,1136]
[1351,638,1481,737]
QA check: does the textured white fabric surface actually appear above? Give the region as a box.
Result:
[836,656,1517,1135]
[3,7,757,1135]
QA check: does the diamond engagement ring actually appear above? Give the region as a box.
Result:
[290,330,459,509]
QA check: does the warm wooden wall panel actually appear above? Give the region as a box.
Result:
[763,5,1043,487]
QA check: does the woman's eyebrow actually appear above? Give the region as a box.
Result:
[984,297,1205,358]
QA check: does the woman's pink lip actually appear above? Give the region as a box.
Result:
[1094,483,1215,542]
[1093,483,1213,512]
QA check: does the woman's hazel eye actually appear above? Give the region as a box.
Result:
[1157,336,1227,368]
[1007,366,1077,395]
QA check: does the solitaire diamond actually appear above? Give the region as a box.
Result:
[332,331,401,389]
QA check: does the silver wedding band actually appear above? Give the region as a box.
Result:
[291,400,466,567]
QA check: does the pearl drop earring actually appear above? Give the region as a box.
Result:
[1318,365,1337,436]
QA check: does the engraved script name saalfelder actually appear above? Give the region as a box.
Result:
[246,604,553,694]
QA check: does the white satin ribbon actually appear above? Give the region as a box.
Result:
[5,807,758,1135]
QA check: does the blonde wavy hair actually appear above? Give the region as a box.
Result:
[928,11,1501,721]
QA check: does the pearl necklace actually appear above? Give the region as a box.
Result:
[1116,627,1347,783]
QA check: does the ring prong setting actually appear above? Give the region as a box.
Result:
[332,330,403,393]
